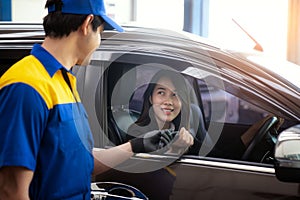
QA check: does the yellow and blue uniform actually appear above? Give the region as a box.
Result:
[0,44,94,199]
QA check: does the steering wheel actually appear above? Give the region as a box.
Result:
[241,116,279,161]
[91,182,148,200]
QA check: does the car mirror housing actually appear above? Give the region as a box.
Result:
[274,125,300,183]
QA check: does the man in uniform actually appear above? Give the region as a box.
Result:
[0,0,194,199]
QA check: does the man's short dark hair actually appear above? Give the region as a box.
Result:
[44,0,104,38]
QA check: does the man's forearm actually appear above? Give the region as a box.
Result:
[92,142,134,176]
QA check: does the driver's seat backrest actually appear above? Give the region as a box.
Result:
[106,63,137,145]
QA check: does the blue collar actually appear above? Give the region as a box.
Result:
[31,44,68,77]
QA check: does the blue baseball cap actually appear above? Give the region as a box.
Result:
[48,0,124,32]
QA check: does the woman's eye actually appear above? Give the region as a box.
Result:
[158,91,165,95]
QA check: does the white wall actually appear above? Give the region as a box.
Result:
[105,0,132,24]
[12,0,47,22]
[208,0,288,59]
[134,0,184,30]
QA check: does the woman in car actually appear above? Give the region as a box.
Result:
[127,69,194,152]
[126,69,194,200]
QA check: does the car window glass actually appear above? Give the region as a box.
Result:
[197,79,268,125]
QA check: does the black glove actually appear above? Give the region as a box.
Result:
[130,129,178,153]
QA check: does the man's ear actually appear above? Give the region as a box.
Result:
[81,14,94,35]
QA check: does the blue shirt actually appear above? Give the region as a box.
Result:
[0,44,94,199]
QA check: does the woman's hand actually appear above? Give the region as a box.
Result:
[173,127,194,147]
[168,127,194,154]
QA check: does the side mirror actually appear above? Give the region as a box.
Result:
[274,125,300,183]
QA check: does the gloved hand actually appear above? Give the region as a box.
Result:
[130,129,178,153]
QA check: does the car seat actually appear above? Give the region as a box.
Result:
[106,63,138,145]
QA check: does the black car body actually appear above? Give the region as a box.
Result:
[1,22,300,200]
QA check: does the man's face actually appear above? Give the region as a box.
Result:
[77,23,104,66]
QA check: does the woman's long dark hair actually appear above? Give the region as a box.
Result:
[135,69,191,131]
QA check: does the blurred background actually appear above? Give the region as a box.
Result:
[1,0,299,65]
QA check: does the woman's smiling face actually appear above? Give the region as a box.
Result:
[150,76,182,129]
